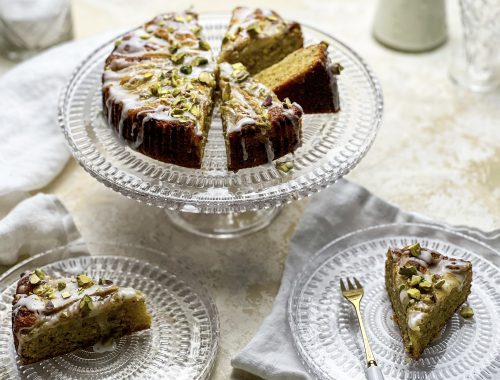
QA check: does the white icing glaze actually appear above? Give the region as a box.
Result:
[407,310,426,331]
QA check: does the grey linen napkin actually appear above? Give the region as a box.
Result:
[231,178,500,380]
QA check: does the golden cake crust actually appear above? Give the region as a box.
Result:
[219,7,303,74]
[254,42,341,114]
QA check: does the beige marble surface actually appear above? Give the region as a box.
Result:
[1,1,500,379]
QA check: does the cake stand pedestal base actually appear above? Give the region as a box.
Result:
[165,207,282,239]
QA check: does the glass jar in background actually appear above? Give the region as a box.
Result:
[0,0,73,61]
[450,0,500,92]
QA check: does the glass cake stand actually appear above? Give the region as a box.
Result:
[59,14,383,238]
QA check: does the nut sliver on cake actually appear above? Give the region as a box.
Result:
[218,62,303,171]
[385,243,473,359]
[12,269,151,365]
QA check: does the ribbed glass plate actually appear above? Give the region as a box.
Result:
[0,242,219,380]
[59,13,383,213]
[289,223,500,380]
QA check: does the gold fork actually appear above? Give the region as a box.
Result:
[340,277,384,380]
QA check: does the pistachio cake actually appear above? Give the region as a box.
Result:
[254,42,342,114]
[12,269,151,365]
[219,62,303,171]
[218,7,303,74]
[102,10,217,168]
[385,243,473,359]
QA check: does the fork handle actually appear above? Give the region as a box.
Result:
[367,364,385,380]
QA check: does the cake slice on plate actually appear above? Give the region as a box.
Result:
[12,268,151,365]
[385,243,473,359]
[102,10,217,168]
[218,7,303,74]
[254,42,342,114]
[218,62,303,171]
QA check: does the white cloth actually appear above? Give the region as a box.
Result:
[0,32,119,264]
[0,193,80,265]
[231,179,500,380]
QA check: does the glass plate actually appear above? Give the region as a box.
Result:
[59,13,383,214]
[0,242,219,380]
[288,223,500,380]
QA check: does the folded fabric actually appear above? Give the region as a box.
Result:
[0,31,120,196]
[231,178,500,380]
[0,32,120,265]
[0,193,80,266]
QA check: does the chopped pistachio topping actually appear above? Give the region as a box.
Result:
[180,65,192,74]
[79,295,94,316]
[284,97,293,109]
[174,15,185,22]
[246,23,261,36]
[407,288,421,300]
[169,42,180,53]
[408,275,422,287]
[58,281,66,291]
[190,104,201,117]
[34,269,46,280]
[143,72,154,80]
[61,291,71,299]
[198,40,211,51]
[191,25,201,35]
[223,33,236,42]
[77,274,93,288]
[407,243,421,257]
[232,63,245,71]
[266,15,278,21]
[399,265,418,277]
[331,63,344,75]
[99,278,113,286]
[192,56,208,66]
[460,306,474,318]
[434,279,446,289]
[171,52,185,64]
[398,284,406,292]
[158,21,165,27]
[419,280,432,291]
[29,273,41,285]
[198,71,215,86]
[140,34,151,40]
[114,39,122,47]
[276,161,293,173]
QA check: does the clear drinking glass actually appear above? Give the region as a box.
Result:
[0,0,73,61]
[450,0,500,92]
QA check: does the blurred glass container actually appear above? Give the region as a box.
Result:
[450,0,500,92]
[373,0,447,52]
[0,0,73,61]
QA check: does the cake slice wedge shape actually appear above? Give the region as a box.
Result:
[102,10,217,168]
[218,62,303,171]
[12,268,151,365]
[385,243,473,359]
[218,7,303,74]
[254,42,342,114]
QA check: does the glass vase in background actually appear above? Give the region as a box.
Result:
[450,0,500,92]
[0,0,73,61]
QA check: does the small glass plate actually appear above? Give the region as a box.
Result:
[0,242,219,380]
[289,223,500,380]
